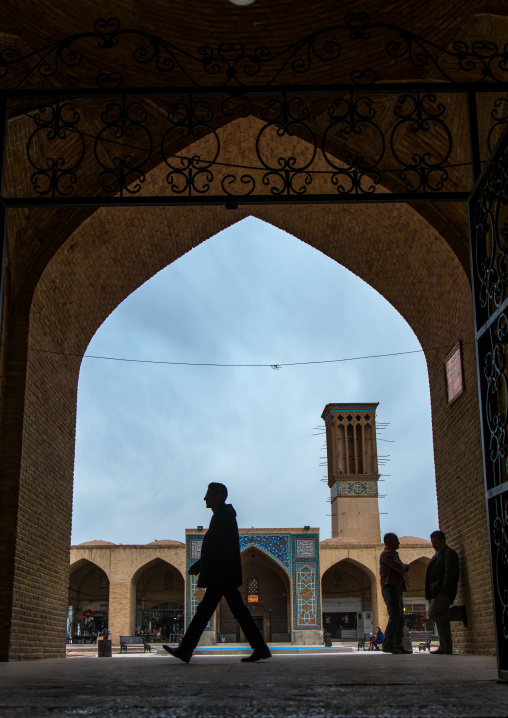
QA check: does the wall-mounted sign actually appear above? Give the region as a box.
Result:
[444,343,464,404]
[247,595,259,603]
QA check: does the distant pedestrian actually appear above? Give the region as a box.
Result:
[425,530,467,655]
[379,533,411,654]
[163,483,271,664]
[323,631,332,647]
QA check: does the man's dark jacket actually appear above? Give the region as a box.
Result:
[425,544,460,602]
[190,503,243,589]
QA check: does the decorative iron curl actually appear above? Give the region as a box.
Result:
[472,144,508,325]
[390,92,453,192]
[27,100,85,197]
[162,97,220,195]
[483,320,508,474]
[488,97,508,154]
[3,13,508,89]
[94,96,153,195]
[330,168,381,195]
[322,92,385,194]
[256,94,317,196]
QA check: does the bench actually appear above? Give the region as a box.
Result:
[357,633,371,651]
[119,636,151,654]
[410,630,434,651]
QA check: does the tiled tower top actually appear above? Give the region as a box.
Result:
[321,403,379,421]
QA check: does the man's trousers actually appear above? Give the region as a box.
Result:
[428,593,464,654]
[179,585,268,658]
[381,584,404,650]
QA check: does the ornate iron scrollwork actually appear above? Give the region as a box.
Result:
[391,92,452,193]
[27,100,86,197]
[95,96,153,195]
[3,14,508,89]
[322,92,384,195]
[488,97,508,154]
[470,125,508,676]
[256,94,316,196]
[9,89,482,201]
[162,97,219,196]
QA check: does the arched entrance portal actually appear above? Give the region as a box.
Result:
[68,560,109,643]
[6,201,488,659]
[322,560,375,640]
[219,547,290,643]
[134,559,184,641]
[0,97,493,661]
[404,557,433,633]
[1,0,507,671]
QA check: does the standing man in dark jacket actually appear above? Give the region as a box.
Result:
[163,483,271,664]
[379,533,411,654]
[425,530,467,655]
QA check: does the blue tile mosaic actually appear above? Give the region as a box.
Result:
[291,534,321,631]
[185,534,213,631]
[239,534,291,571]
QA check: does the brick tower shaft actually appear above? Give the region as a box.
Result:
[321,403,381,543]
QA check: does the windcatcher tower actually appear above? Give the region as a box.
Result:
[321,404,381,543]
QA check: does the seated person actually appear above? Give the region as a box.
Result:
[369,626,384,651]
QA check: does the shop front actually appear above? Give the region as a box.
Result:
[68,560,110,643]
[67,606,109,643]
[136,601,184,642]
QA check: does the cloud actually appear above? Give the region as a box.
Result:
[72,217,437,546]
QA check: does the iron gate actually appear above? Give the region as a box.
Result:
[469,125,508,680]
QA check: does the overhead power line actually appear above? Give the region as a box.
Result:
[25,342,473,369]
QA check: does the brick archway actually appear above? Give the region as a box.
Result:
[322,558,376,640]
[2,193,489,659]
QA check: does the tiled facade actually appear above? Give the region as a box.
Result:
[70,531,435,646]
[185,536,213,632]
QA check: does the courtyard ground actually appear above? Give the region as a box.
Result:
[0,650,506,717]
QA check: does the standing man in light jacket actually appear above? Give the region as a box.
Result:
[379,532,411,654]
[163,482,271,664]
[426,530,467,655]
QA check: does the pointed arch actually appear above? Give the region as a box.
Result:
[132,558,185,639]
[68,558,110,642]
[322,557,376,639]
[219,545,291,643]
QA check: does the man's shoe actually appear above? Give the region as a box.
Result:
[395,648,413,654]
[430,648,452,655]
[162,645,191,663]
[241,649,272,663]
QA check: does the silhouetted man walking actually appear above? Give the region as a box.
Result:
[163,483,271,664]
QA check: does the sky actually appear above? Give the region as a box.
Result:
[71,216,438,546]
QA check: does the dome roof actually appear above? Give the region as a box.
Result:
[147,539,185,546]
[319,538,363,546]
[399,536,431,545]
[76,540,116,546]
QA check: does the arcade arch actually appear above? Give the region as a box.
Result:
[132,559,185,640]
[68,559,110,643]
[404,557,432,632]
[322,559,376,640]
[219,547,290,643]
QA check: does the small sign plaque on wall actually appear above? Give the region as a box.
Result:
[444,343,464,404]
